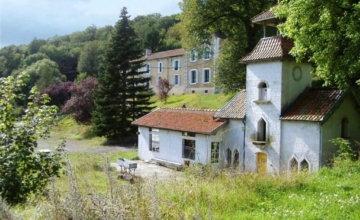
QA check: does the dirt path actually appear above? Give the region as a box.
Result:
[37,134,136,154]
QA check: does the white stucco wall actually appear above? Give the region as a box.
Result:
[137,126,223,166]
[219,119,245,169]
[245,61,283,173]
[281,121,320,172]
[321,94,360,165]
[244,60,312,174]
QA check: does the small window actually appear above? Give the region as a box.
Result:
[300,160,309,172]
[226,148,232,166]
[341,118,349,138]
[173,60,180,71]
[234,149,239,167]
[149,128,159,152]
[182,132,196,137]
[190,69,198,84]
[174,75,180,86]
[203,47,211,60]
[257,118,266,141]
[203,68,211,83]
[258,82,268,101]
[183,139,196,160]
[156,76,162,86]
[145,64,150,73]
[290,157,298,171]
[190,50,197,62]
[211,142,219,163]
[158,62,163,73]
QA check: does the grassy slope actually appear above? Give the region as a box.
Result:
[10,93,360,219]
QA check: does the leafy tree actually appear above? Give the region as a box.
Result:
[179,0,276,93]
[41,81,74,107]
[21,53,49,68]
[92,7,154,140]
[61,77,98,124]
[0,45,25,77]
[21,58,65,91]
[77,41,104,77]
[28,38,47,55]
[157,78,173,102]
[0,73,63,205]
[275,0,360,88]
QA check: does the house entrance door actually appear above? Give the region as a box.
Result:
[256,153,267,175]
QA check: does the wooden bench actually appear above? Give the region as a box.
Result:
[116,158,137,175]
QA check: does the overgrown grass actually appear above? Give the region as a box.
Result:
[151,93,236,109]
[6,157,360,219]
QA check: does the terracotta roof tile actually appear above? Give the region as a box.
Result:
[281,88,346,122]
[240,36,294,63]
[251,8,276,23]
[214,90,246,119]
[132,108,227,134]
[142,48,185,60]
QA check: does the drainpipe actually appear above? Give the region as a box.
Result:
[319,123,323,170]
[206,135,209,164]
[242,117,246,171]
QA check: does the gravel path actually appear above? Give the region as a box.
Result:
[37,134,136,153]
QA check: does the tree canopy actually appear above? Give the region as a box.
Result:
[275,0,360,88]
[179,0,277,93]
[92,7,154,140]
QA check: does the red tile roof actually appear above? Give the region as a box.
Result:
[142,48,185,60]
[132,108,227,134]
[214,90,246,119]
[240,36,294,63]
[281,88,346,122]
[252,8,276,23]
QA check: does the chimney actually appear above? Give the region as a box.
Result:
[145,49,152,56]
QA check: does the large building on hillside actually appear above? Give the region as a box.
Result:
[142,37,221,95]
[132,8,360,174]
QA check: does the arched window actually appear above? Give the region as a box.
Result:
[300,160,309,172]
[156,76,162,86]
[341,118,349,138]
[226,148,232,167]
[290,157,298,171]
[258,82,268,101]
[234,149,239,168]
[257,118,266,141]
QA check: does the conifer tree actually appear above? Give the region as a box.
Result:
[92,7,153,140]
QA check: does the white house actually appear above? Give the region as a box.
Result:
[132,8,360,174]
[132,108,227,167]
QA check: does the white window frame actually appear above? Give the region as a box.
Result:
[173,59,180,71]
[173,74,180,86]
[149,128,159,152]
[189,69,198,84]
[203,46,211,60]
[145,63,151,73]
[158,62,163,73]
[202,68,211,84]
[258,81,269,101]
[190,50,197,62]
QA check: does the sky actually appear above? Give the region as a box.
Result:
[0,0,182,48]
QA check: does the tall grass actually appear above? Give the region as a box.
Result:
[6,154,360,219]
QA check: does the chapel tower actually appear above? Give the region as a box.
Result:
[240,7,312,174]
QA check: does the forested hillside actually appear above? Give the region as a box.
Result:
[0,13,180,84]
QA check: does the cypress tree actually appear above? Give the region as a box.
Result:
[92,7,154,140]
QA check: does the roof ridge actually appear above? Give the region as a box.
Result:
[159,107,219,112]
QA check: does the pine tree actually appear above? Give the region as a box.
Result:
[92,7,154,140]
